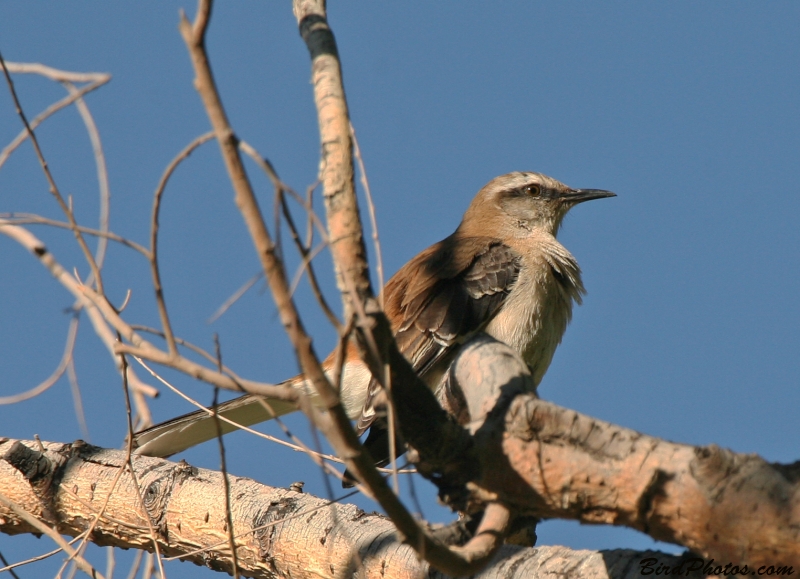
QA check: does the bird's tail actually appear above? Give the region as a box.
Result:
[132,393,297,458]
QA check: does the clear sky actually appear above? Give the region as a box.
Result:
[2,3,799,577]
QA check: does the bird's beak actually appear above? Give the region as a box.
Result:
[562,188,616,204]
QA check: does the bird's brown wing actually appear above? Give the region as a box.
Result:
[354,235,520,434]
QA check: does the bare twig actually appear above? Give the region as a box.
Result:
[0,553,21,579]
[123,551,144,579]
[292,2,497,574]
[0,538,82,575]
[206,270,262,324]
[0,222,289,401]
[0,221,155,401]
[350,124,385,304]
[118,352,167,579]
[303,181,317,248]
[130,356,372,482]
[0,52,105,295]
[0,214,149,256]
[0,494,106,579]
[1,62,109,83]
[212,336,240,579]
[237,141,329,239]
[238,140,339,328]
[130,324,252,383]
[56,350,160,578]
[0,64,110,170]
[279,194,340,329]
[179,0,340,451]
[105,547,115,579]
[293,3,370,318]
[151,131,215,356]
[63,81,111,273]
[0,315,78,405]
[66,357,90,442]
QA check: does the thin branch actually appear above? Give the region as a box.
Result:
[179,2,501,574]
[182,0,413,516]
[303,181,317,248]
[206,270,262,324]
[118,352,167,579]
[123,551,144,579]
[179,0,339,448]
[292,3,494,574]
[0,52,105,295]
[1,62,109,83]
[237,140,329,239]
[104,547,114,579]
[350,124,385,305]
[238,140,339,327]
[0,214,149,256]
[131,357,356,479]
[0,538,82,576]
[150,131,215,356]
[130,324,251,384]
[0,493,106,579]
[0,222,288,400]
[0,64,110,170]
[63,81,111,272]
[0,220,157,405]
[0,315,78,405]
[292,2,370,318]
[280,194,341,330]
[212,336,240,579]
[66,357,91,442]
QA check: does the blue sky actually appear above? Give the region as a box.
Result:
[2,3,799,577]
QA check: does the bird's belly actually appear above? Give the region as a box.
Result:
[483,277,573,386]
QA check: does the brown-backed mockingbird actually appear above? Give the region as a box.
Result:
[133,172,614,463]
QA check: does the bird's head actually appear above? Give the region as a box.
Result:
[460,172,615,237]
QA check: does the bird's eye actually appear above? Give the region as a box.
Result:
[525,184,541,197]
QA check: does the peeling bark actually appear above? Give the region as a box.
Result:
[440,335,800,570]
[1,437,712,578]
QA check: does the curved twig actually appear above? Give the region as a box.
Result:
[0,315,78,405]
[292,2,492,574]
[0,222,288,400]
[150,131,215,356]
[0,52,105,295]
[63,81,111,273]
[0,76,110,170]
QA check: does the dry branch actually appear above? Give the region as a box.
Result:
[441,336,800,570]
[178,2,494,574]
[1,437,708,579]
[0,221,289,401]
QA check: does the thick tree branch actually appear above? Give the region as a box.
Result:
[292,0,369,315]
[1,438,709,579]
[441,336,800,570]
[177,4,492,574]
[292,0,477,504]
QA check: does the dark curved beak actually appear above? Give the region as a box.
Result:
[562,188,616,204]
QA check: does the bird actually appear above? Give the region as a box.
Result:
[132,171,615,466]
